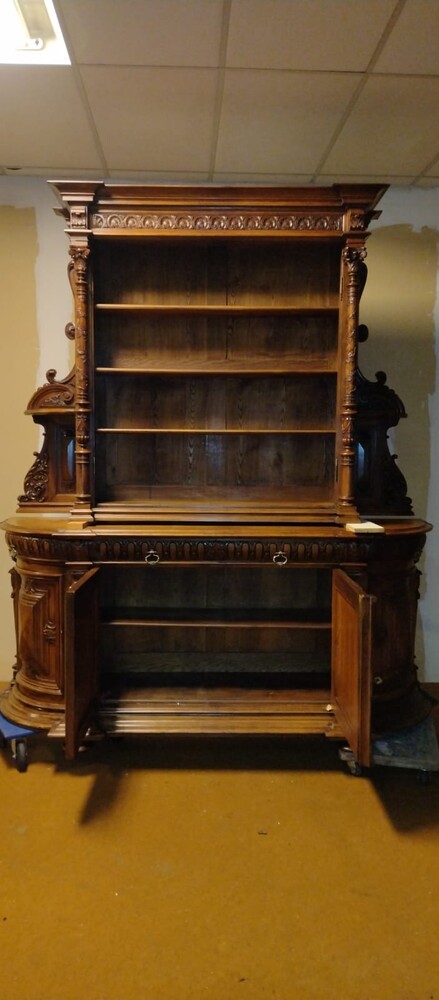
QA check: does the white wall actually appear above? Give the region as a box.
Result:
[361,187,439,682]
[0,179,437,680]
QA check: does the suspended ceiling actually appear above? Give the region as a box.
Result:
[0,0,438,186]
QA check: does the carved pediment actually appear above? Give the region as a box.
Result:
[26,365,75,412]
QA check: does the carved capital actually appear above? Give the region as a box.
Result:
[342,245,367,272]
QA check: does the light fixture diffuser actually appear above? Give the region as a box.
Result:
[0,0,70,64]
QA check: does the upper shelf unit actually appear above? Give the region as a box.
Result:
[44,181,387,521]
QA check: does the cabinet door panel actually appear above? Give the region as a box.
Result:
[65,568,100,760]
[331,569,374,767]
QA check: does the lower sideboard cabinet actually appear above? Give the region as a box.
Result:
[1,519,431,770]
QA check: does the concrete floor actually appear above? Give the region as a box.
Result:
[1,724,439,1000]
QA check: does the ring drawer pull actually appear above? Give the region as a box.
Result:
[144,550,160,564]
[273,551,288,566]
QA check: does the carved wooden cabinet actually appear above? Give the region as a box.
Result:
[1,183,432,768]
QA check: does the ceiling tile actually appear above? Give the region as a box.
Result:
[226,0,396,71]
[374,0,439,75]
[107,171,210,181]
[1,167,103,178]
[59,0,224,67]
[316,174,417,185]
[323,76,439,176]
[215,70,361,174]
[0,67,102,170]
[213,173,313,183]
[81,67,218,171]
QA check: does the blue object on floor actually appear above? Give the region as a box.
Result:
[0,711,38,772]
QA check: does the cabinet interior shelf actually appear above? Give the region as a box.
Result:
[103,616,331,629]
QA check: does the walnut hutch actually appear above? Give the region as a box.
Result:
[1,182,432,769]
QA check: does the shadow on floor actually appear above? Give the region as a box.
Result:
[4,730,439,832]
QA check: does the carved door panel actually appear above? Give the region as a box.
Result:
[331,569,375,768]
[18,569,63,694]
[65,567,100,760]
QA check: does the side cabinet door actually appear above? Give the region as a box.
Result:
[331,569,375,768]
[65,567,100,760]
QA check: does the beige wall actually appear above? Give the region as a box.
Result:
[0,178,71,681]
[0,180,438,681]
[0,204,39,679]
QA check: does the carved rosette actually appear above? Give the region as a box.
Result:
[91,210,343,234]
[70,206,88,229]
[339,244,367,509]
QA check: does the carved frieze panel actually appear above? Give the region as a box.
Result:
[5,529,423,566]
[91,210,344,235]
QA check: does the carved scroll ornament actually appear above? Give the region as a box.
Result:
[26,368,75,411]
[18,447,49,504]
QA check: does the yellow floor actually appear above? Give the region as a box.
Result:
[1,724,439,1000]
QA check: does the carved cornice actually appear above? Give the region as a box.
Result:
[91,211,344,235]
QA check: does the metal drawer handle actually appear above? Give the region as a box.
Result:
[273,551,288,566]
[373,676,383,686]
[144,550,160,565]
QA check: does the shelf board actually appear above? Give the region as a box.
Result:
[95,364,338,375]
[102,617,331,629]
[96,427,336,434]
[95,303,339,315]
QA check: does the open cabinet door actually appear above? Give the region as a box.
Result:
[65,567,100,760]
[331,569,375,768]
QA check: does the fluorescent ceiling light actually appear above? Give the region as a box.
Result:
[0,0,70,64]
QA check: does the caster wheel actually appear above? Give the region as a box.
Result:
[14,739,28,773]
[338,746,363,777]
[417,769,431,786]
[349,761,363,777]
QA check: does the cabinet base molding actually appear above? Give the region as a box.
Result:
[0,684,63,731]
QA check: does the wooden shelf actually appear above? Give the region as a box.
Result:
[95,363,338,375]
[103,616,331,629]
[95,303,339,316]
[96,427,336,434]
